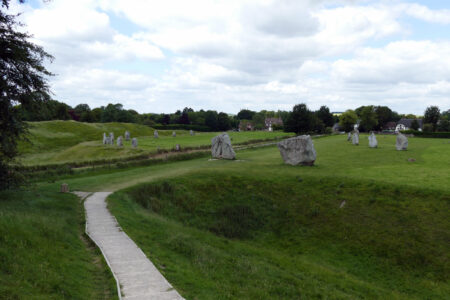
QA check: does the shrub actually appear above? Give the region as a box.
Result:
[422,123,434,132]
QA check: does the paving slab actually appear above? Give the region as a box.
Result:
[84,192,184,300]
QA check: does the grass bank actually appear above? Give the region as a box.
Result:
[108,172,449,299]
[0,187,118,299]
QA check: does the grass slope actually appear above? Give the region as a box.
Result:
[18,120,155,154]
[0,187,118,299]
[108,173,449,299]
[17,120,291,166]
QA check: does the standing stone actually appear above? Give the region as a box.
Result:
[211,133,236,160]
[190,130,194,136]
[352,131,359,145]
[131,138,138,148]
[154,130,159,138]
[396,133,408,151]
[172,131,176,137]
[347,132,352,141]
[175,144,180,151]
[60,183,69,193]
[117,136,123,147]
[368,132,378,148]
[103,132,107,145]
[125,131,130,141]
[109,132,114,145]
[277,135,316,166]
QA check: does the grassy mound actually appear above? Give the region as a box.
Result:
[109,172,449,299]
[17,120,291,166]
[0,187,118,299]
[19,120,155,154]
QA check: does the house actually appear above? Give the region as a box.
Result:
[395,119,423,132]
[383,121,397,131]
[264,117,283,131]
[239,120,254,131]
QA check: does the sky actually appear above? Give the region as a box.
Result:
[9,0,450,114]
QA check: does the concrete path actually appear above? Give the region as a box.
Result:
[84,192,184,300]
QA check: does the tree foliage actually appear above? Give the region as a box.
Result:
[359,106,378,132]
[423,106,440,129]
[1,0,53,188]
[339,110,358,132]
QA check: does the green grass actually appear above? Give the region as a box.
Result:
[107,173,449,299]
[17,120,291,166]
[0,187,118,299]
[5,134,448,299]
[47,134,450,193]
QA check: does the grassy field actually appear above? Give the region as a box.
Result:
[28,134,448,299]
[0,187,118,299]
[17,121,291,165]
[4,133,449,299]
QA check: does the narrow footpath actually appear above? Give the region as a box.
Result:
[84,192,184,300]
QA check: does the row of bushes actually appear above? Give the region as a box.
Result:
[400,130,450,138]
[153,124,211,132]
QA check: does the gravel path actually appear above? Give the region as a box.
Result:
[84,192,184,300]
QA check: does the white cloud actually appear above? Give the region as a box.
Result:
[9,0,450,114]
[402,3,450,24]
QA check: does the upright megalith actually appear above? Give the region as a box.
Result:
[175,144,180,151]
[131,138,138,148]
[60,183,69,193]
[277,135,316,166]
[368,132,378,148]
[103,132,107,145]
[154,130,159,138]
[352,130,359,145]
[117,136,123,147]
[190,130,194,136]
[172,131,176,137]
[347,132,351,141]
[125,131,130,141]
[211,133,236,159]
[396,133,408,150]
[109,132,114,145]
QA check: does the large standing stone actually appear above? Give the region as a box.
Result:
[125,131,130,141]
[172,131,176,137]
[117,136,123,147]
[103,132,107,145]
[211,133,236,160]
[396,133,408,150]
[190,130,194,136]
[352,131,359,145]
[368,132,378,148]
[347,132,351,141]
[131,138,138,148]
[277,135,316,166]
[175,144,180,151]
[154,130,159,138]
[109,132,114,145]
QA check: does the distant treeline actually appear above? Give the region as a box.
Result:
[16,99,449,133]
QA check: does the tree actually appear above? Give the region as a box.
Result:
[217,112,231,131]
[374,106,393,130]
[437,119,450,132]
[423,106,440,130]
[284,103,313,134]
[251,112,265,130]
[237,109,256,120]
[410,119,419,131]
[359,106,378,132]
[339,110,358,132]
[316,105,334,127]
[1,0,53,188]
[205,110,218,131]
